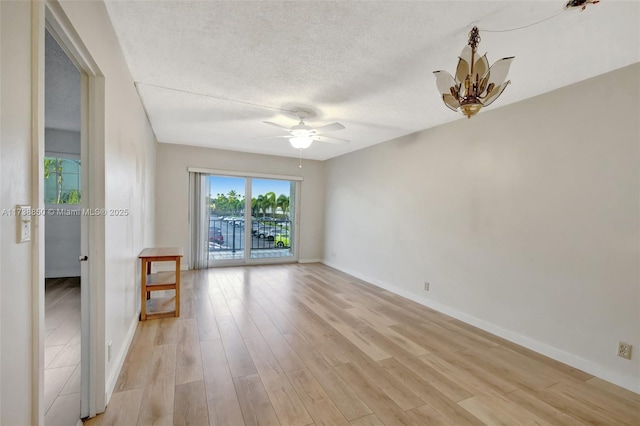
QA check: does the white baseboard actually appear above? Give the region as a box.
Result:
[105,313,139,404]
[322,259,640,394]
[298,258,322,264]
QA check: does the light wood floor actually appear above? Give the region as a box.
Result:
[45,276,81,426]
[85,263,639,425]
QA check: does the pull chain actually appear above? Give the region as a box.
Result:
[298,149,303,169]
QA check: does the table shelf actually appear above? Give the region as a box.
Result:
[146,272,177,290]
[144,296,177,320]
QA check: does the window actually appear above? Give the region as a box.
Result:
[44,157,81,204]
[189,168,301,268]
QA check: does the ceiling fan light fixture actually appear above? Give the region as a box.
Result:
[261,114,348,150]
[289,136,313,149]
[433,26,514,118]
[291,128,312,137]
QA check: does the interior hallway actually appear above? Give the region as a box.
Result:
[45,277,81,426]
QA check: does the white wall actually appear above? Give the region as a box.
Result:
[0,2,33,422]
[45,129,81,278]
[45,206,81,278]
[0,1,156,423]
[57,0,157,399]
[324,63,640,392]
[0,2,3,419]
[156,144,325,264]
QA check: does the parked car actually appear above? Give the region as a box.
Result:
[274,232,290,248]
[257,226,274,239]
[251,221,263,235]
[275,221,291,231]
[266,228,287,242]
[209,227,224,244]
[223,216,239,222]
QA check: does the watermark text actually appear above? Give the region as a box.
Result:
[2,208,130,217]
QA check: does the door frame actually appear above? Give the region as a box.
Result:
[244,177,301,266]
[32,0,106,421]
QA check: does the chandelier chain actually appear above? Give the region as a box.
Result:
[468,26,481,50]
[479,8,567,33]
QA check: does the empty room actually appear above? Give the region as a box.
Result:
[1,1,638,425]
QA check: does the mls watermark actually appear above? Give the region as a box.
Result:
[1,208,129,217]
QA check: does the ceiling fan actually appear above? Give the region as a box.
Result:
[262,111,349,149]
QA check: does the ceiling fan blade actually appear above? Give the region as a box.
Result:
[314,135,350,144]
[263,121,291,130]
[313,122,345,133]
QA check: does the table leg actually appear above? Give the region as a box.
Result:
[175,256,181,317]
[146,261,151,299]
[140,259,147,320]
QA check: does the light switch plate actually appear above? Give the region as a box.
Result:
[18,205,31,243]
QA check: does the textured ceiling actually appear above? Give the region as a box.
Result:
[45,30,81,132]
[104,0,640,160]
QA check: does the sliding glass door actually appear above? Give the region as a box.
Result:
[249,178,295,260]
[191,170,299,267]
[207,175,246,262]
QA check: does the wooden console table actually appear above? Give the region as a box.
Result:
[138,247,183,320]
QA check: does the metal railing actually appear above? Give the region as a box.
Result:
[209,217,292,253]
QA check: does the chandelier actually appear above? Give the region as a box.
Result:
[434,26,514,118]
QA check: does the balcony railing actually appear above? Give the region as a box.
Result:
[209,217,292,253]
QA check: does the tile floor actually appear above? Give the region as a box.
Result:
[44,276,81,426]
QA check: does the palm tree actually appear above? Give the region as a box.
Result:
[256,194,266,217]
[44,158,64,204]
[264,192,276,215]
[276,194,290,217]
[227,190,242,213]
[214,193,228,213]
[251,197,259,216]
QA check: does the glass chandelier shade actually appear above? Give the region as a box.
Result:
[289,136,313,149]
[433,26,514,118]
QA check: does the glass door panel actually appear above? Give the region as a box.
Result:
[207,175,246,264]
[249,178,295,260]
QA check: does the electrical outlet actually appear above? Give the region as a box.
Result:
[424,281,430,291]
[108,341,113,362]
[617,342,632,360]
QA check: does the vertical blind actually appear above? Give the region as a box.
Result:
[189,172,210,269]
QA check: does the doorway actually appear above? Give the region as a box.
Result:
[248,178,295,260]
[208,175,247,262]
[36,3,106,421]
[43,28,82,426]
